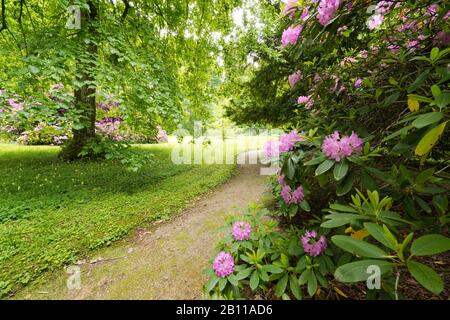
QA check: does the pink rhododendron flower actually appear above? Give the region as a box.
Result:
[281,185,304,204]
[367,14,384,30]
[282,0,299,18]
[426,4,439,21]
[232,221,252,241]
[398,19,418,32]
[298,95,313,107]
[213,251,234,278]
[317,0,341,26]
[300,8,309,20]
[388,45,401,54]
[444,10,450,20]
[354,78,363,88]
[331,76,341,92]
[263,140,280,158]
[8,99,23,111]
[277,175,285,185]
[376,1,395,14]
[337,25,348,34]
[435,31,450,47]
[407,40,420,49]
[289,71,302,87]
[322,131,363,161]
[340,57,357,67]
[282,25,302,47]
[302,231,327,257]
[279,130,304,152]
[156,125,168,143]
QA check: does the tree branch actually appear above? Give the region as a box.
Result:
[18,0,23,23]
[0,0,6,33]
[121,0,130,21]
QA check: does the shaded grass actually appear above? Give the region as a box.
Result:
[0,143,235,297]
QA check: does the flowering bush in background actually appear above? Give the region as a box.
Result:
[207,0,450,300]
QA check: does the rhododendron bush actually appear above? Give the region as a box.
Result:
[207,0,450,300]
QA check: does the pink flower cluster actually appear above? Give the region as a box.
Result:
[297,95,313,107]
[322,131,363,162]
[263,140,280,158]
[282,0,299,18]
[96,117,123,141]
[302,231,327,257]
[156,125,168,143]
[263,130,303,158]
[279,129,304,152]
[367,14,384,30]
[8,99,23,112]
[354,78,363,88]
[281,184,304,204]
[288,71,302,87]
[213,251,234,278]
[282,25,302,47]
[317,0,341,26]
[232,221,252,241]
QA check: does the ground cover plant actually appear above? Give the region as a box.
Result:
[0,143,235,297]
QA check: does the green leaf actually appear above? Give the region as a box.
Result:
[407,94,433,104]
[336,172,355,196]
[410,234,450,256]
[407,69,431,93]
[415,168,435,184]
[289,274,302,300]
[299,268,311,285]
[249,270,259,290]
[415,121,447,156]
[364,223,396,250]
[299,200,310,212]
[259,269,269,282]
[321,213,370,228]
[333,161,349,181]
[431,85,441,99]
[218,278,227,291]
[205,277,219,292]
[430,47,439,61]
[329,203,358,213]
[304,155,327,166]
[407,260,443,294]
[235,268,253,280]
[227,274,239,286]
[331,235,389,258]
[315,159,335,176]
[435,92,450,108]
[382,126,412,142]
[383,92,400,107]
[411,112,443,128]
[275,274,288,298]
[361,170,377,191]
[261,264,284,274]
[286,158,296,179]
[307,272,317,297]
[334,260,393,282]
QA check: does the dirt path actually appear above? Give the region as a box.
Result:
[19,160,268,300]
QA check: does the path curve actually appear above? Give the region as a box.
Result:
[21,160,268,300]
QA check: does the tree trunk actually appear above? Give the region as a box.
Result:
[61,2,98,160]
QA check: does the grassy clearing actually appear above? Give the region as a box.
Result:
[0,143,235,297]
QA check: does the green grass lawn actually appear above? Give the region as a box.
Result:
[0,143,235,297]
